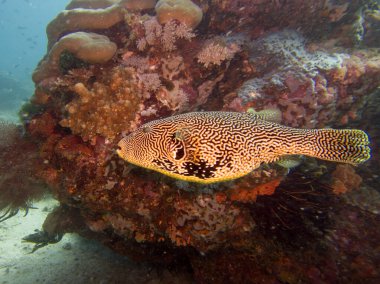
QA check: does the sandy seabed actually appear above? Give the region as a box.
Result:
[0,198,193,284]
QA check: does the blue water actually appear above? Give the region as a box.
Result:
[0,0,67,87]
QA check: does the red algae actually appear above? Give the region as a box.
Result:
[0,121,47,221]
[230,178,282,203]
[331,164,363,195]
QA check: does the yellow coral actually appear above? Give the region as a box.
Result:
[60,67,141,141]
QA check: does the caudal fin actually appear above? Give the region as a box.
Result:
[304,129,370,165]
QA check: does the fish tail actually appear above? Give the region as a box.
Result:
[300,128,371,165]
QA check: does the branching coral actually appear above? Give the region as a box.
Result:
[137,17,195,52]
[60,67,142,141]
[197,40,240,68]
[138,73,161,91]
[156,86,189,111]
[122,52,192,112]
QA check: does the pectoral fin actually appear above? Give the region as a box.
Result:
[276,155,304,169]
[247,108,282,123]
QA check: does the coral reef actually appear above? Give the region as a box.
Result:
[228,30,380,129]
[0,120,47,221]
[197,38,240,67]
[60,67,142,141]
[206,0,367,39]
[5,0,379,282]
[135,16,195,52]
[363,9,380,46]
[33,32,117,83]
[0,120,20,147]
[121,0,157,10]
[155,0,203,29]
[46,4,124,49]
[331,164,363,194]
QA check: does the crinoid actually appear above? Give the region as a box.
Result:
[250,169,339,246]
[0,120,47,222]
[0,176,44,223]
[0,203,38,222]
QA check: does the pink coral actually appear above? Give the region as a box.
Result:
[122,55,150,72]
[137,17,195,52]
[197,40,240,67]
[138,73,161,91]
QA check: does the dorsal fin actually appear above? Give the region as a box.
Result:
[247,108,282,123]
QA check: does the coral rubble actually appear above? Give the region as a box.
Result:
[3,0,380,282]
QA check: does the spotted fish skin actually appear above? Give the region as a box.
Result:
[117,112,371,184]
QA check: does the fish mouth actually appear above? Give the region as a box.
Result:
[115,144,123,158]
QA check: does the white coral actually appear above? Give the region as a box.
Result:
[197,41,240,67]
[138,17,195,52]
[136,38,147,51]
[262,30,347,76]
[143,17,162,45]
[161,20,195,51]
[156,83,189,112]
[238,78,265,103]
[122,55,150,72]
[140,106,158,117]
[138,73,161,91]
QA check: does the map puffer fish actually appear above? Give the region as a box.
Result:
[117,111,370,184]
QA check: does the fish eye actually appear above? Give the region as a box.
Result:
[174,146,185,160]
[142,126,151,133]
[170,132,186,160]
